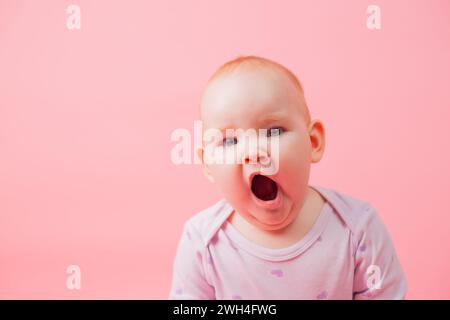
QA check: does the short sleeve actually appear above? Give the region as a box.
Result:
[168,221,215,299]
[353,205,407,299]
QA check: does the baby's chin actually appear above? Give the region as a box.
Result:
[244,200,297,231]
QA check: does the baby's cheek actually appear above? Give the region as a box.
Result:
[278,141,311,188]
[213,165,244,194]
[278,136,310,170]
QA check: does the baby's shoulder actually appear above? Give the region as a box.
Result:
[184,199,232,247]
[313,185,381,236]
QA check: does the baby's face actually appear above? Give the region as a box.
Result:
[200,67,322,231]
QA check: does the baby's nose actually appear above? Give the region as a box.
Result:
[241,148,271,167]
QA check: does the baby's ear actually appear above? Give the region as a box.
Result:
[308,119,326,163]
[196,146,215,183]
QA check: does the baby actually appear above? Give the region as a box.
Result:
[169,56,407,299]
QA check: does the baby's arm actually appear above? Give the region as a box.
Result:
[169,220,215,299]
[352,204,407,299]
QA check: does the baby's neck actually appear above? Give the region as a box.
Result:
[227,186,325,249]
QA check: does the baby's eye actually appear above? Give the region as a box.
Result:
[267,127,285,137]
[223,136,238,146]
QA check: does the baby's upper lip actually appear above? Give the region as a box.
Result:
[247,171,277,188]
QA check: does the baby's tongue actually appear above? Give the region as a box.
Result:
[251,174,278,201]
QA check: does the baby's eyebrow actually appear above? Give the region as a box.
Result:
[215,112,287,131]
[258,112,286,125]
[217,125,237,132]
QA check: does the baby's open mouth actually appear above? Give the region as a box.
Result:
[251,174,278,201]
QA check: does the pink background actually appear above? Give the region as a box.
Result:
[0,0,449,299]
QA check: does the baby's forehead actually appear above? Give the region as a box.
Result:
[200,65,307,124]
